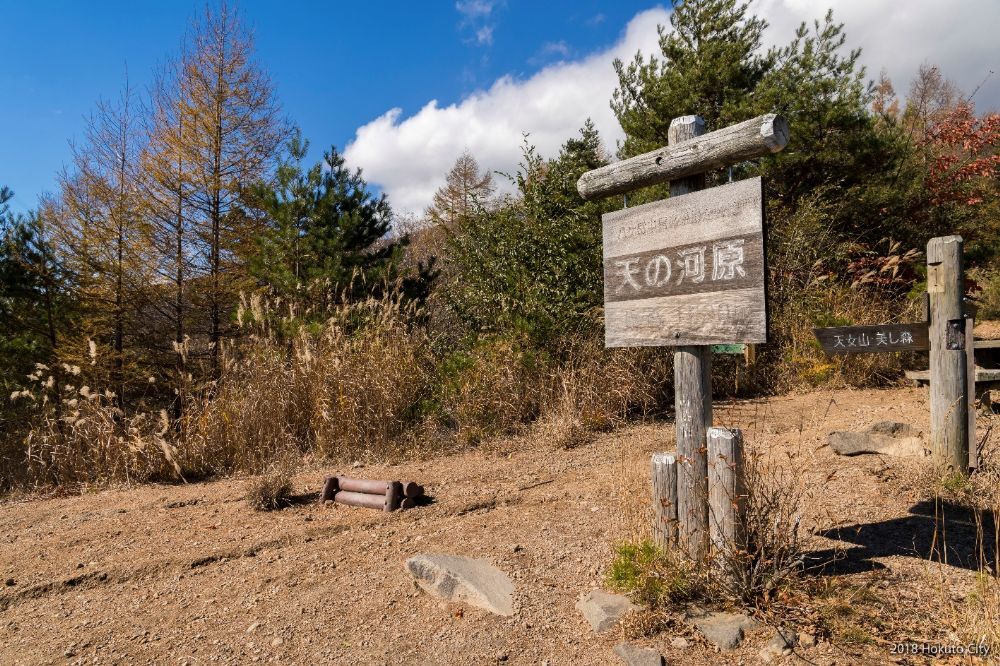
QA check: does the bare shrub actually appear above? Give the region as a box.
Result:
[607,438,808,616]
[714,448,807,607]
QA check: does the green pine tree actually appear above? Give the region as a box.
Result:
[248,133,435,312]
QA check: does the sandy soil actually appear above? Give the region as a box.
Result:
[0,386,993,665]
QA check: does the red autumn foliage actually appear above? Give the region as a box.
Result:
[923,102,1000,206]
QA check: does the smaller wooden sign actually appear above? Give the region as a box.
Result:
[813,323,929,355]
[711,344,747,354]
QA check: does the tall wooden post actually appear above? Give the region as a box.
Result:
[927,235,969,475]
[669,115,711,562]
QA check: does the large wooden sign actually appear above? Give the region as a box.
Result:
[813,323,930,355]
[603,176,766,347]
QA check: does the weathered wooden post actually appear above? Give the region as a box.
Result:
[927,235,969,475]
[577,112,788,562]
[668,116,712,562]
[651,453,679,548]
[708,427,745,559]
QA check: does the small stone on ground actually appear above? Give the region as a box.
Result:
[613,643,664,666]
[687,611,758,650]
[575,590,638,633]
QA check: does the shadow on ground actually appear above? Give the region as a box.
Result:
[808,499,997,575]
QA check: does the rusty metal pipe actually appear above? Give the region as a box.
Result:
[332,490,388,511]
[402,481,423,498]
[336,477,393,495]
[400,497,416,510]
[319,476,339,503]
[385,482,403,512]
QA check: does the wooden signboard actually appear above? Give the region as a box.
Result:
[602,176,766,347]
[813,323,929,355]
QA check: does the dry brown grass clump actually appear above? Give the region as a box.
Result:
[245,459,296,511]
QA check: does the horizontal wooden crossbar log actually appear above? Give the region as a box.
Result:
[576,113,789,200]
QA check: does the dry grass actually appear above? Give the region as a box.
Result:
[2,288,668,494]
[921,406,1000,654]
[245,458,297,511]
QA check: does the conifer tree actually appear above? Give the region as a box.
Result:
[249,135,426,309]
[612,0,769,157]
[57,79,150,404]
[143,55,196,418]
[173,3,286,373]
[426,151,495,227]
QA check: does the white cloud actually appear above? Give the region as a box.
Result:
[346,2,999,216]
[344,8,667,215]
[541,40,571,58]
[752,0,999,109]
[455,0,496,21]
[475,25,494,46]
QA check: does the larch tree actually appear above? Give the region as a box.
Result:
[174,3,286,374]
[57,78,150,405]
[143,54,196,418]
[426,151,495,227]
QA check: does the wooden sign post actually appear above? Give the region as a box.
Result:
[812,234,972,475]
[579,113,789,561]
[927,235,969,475]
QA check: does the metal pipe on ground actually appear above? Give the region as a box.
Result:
[402,482,423,498]
[319,476,339,503]
[336,477,394,495]
[333,491,390,511]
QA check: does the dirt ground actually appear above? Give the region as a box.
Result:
[0,386,994,665]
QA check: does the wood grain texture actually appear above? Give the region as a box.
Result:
[606,288,766,347]
[675,345,711,562]
[967,316,978,470]
[577,113,788,200]
[669,115,712,564]
[651,453,678,549]
[813,323,929,355]
[602,177,766,347]
[708,427,745,560]
[604,232,764,303]
[603,175,764,258]
[927,235,969,474]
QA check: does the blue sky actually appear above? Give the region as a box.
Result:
[3,1,997,216]
[0,1,654,214]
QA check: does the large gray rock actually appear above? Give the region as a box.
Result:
[613,643,664,666]
[828,421,926,457]
[687,611,758,650]
[406,553,514,616]
[576,590,638,633]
